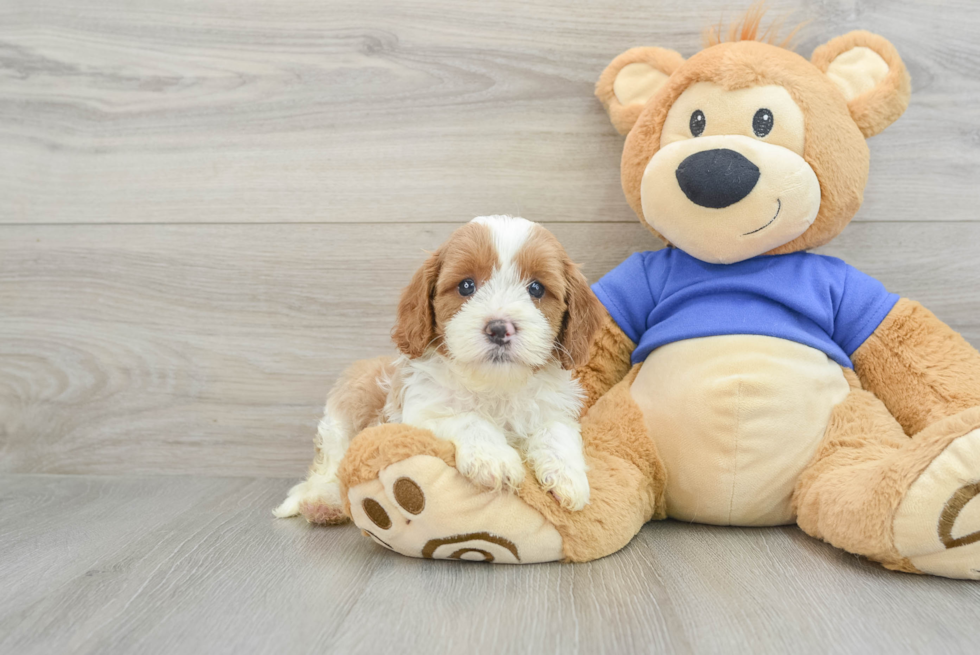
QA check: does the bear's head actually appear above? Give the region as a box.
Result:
[596,19,911,264]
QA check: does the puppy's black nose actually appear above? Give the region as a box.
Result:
[485,320,513,346]
[675,148,760,209]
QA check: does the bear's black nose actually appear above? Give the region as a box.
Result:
[675,148,760,209]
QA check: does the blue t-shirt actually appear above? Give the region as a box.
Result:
[592,249,898,368]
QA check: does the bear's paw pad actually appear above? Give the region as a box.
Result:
[347,455,563,564]
[894,428,980,579]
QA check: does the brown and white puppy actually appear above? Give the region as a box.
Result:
[275,216,605,523]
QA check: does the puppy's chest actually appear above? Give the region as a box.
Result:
[460,392,544,435]
[448,385,562,435]
[399,365,580,435]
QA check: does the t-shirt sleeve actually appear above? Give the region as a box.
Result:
[832,264,900,356]
[591,251,657,345]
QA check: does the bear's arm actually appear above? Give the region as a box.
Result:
[573,308,636,413]
[852,298,980,436]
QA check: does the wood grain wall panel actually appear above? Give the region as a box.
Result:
[0,0,977,225]
[2,220,977,477]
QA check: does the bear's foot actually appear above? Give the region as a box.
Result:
[338,423,564,563]
[348,455,563,563]
[894,413,980,579]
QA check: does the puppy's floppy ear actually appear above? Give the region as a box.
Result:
[596,47,685,135]
[811,30,911,138]
[557,259,605,369]
[391,249,441,358]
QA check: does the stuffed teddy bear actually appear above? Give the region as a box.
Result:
[321,17,980,579]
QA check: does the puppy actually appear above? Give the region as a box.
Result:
[274,215,604,523]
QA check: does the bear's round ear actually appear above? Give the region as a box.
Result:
[811,30,911,138]
[596,47,685,135]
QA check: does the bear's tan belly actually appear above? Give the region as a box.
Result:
[630,335,850,526]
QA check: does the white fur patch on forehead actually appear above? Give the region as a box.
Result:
[471,215,535,270]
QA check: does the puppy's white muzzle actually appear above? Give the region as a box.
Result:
[444,272,553,369]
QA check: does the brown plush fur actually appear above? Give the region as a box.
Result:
[795,374,980,574]
[338,423,458,518]
[594,47,685,136]
[573,312,635,413]
[517,366,666,562]
[811,31,912,138]
[853,299,980,437]
[793,370,914,571]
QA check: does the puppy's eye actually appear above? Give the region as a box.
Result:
[457,278,476,297]
[527,281,545,299]
[690,109,706,137]
[753,108,773,137]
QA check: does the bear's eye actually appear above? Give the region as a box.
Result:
[458,278,476,297]
[527,280,545,299]
[753,108,773,137]
[690,110,706,137]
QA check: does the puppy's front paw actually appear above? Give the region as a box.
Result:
[531,456,590,512]
[454,441,526,492]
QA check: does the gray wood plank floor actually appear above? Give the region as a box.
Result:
[2,474,979,655]
[3,0,980,653]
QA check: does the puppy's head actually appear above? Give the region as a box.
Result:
[391,216,604,374]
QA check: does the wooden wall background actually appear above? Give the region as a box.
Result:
[2,0,979,478]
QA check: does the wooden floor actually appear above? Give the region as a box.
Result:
[2,0,980,653]
[3,475,980,655]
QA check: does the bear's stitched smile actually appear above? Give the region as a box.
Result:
[741,199,781,236]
